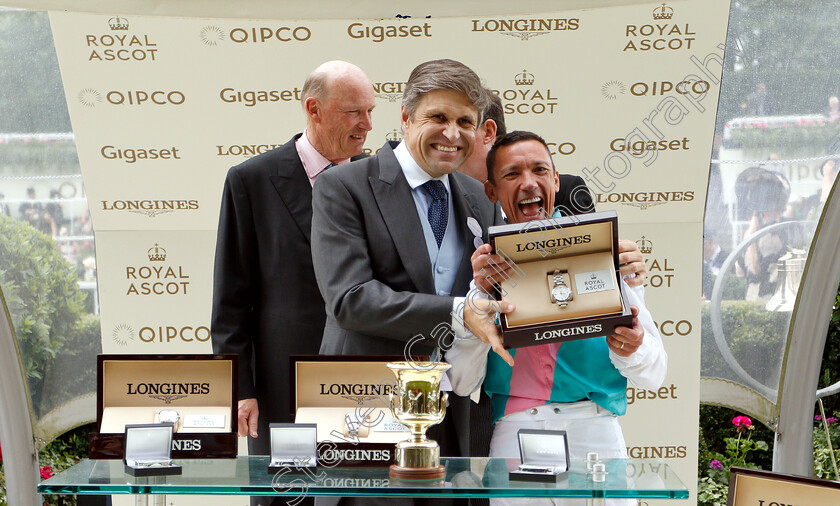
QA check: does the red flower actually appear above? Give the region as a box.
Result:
[40,465,54,479]
[732,415,753,428]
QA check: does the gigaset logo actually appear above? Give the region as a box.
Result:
[346,22,432,42]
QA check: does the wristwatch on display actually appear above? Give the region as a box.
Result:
[550,269,573,308]
[157,409,181,432]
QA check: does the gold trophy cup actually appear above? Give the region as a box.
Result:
[387,361,451,480]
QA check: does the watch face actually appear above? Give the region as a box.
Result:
[551,285,572,302]
[158,409,179,423]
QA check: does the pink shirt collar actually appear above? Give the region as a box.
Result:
[295,130,350,186]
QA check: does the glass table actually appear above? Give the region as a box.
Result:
[39,457,689,505]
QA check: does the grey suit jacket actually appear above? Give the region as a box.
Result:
[311,141,503,357]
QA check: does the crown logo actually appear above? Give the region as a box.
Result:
[108,16,129,30]
[652,4,673,20]
[148,243,167,261]
[590,273,598,280]
[514,69,535,86]
[636,236,653,255]
[386,129,402,142]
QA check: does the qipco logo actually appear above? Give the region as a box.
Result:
[106,90,186,106]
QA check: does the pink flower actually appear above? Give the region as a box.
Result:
[732,415,753,428]
[710,459,723,469]
[828,417,838,424]
[40,466,54,479]
[816,415,823,421]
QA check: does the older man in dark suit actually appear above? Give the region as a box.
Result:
[211,61,376,473]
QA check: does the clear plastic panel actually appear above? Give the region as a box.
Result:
[701,2,839,412]
[0,9,100,441]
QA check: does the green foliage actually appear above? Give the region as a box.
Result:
[701,300,790,388]
[0,215,99,418]
[698,476,730,506]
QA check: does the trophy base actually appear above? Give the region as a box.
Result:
[389,464,446,480]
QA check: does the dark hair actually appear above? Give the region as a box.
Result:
[483,91,506,137]
[402,59,488,119]
[486,130,553,183]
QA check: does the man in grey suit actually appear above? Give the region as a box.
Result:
[211,61,375,479]
[311,59,516,461]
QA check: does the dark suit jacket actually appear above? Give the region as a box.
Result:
[210,134,365,454]
[555,174,595,215]
[311,141,503,355]
[311,141,503,458]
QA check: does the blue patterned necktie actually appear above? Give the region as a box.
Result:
[421,180,448,247]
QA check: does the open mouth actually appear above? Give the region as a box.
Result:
[433,144,459,153]
[518,196,544,218]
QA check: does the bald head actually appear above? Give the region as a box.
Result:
[302,61,376,163]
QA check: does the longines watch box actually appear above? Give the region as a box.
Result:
[90,354,238,459]
[487,211,633,348]
[291,356,413,468]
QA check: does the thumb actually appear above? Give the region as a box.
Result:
[630,305,640,317]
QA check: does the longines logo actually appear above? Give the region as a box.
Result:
[319,478,390,488]
[603,80,710,99]
[534,324,602,341]
[595,191,694,210]
[347,22,432,42]
[112,323,211,344]
[220,87,302,107]
[319,449,392,464]
[626,383,678,405]
[471,18,579,40]
[515,234,591,253]
[100,145,181,163]
[125,243,191,295]
[319,383,394,405]
[637,236,677,288]
[624,4,696,52]
[78,89,185,107]
[126,382,210,404]
[86,17,159,62]
[216,143,284,156]
[200,25,311,46]
[490,70,559,116]
[373,81,407,103]
[100,199,199,218]
[626,445,687,459]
